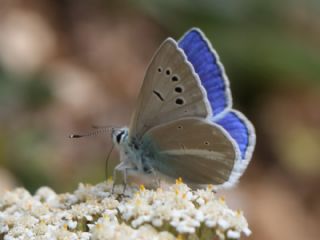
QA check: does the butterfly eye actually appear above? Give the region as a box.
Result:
[175,98,184,105]
[116,131,125,143]
[165,68,171,75]
[174,86,183,93]
[171,75,179,81]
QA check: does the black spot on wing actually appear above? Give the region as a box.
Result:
[153,90,164,101]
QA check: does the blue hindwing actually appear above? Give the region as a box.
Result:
[215,110,254,160]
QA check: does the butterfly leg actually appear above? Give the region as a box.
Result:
[150,169,161,188]
[155,177,161,189]
[112,167,132,196]
[122,167,139,196]
[111,167,117,194]
[122,167,128,194]
[111,161,127,194]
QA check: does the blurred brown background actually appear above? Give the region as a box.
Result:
[0,0,320,239]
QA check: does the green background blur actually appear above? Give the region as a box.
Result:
[0,1,319,239]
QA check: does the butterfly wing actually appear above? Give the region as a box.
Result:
[142,118,240,186]
[178,28,256,187]
[129,38,212,139]
[179,28,232,118]
[215,110,255,161]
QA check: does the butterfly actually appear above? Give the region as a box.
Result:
[111,28,256,190]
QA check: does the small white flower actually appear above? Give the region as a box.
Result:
[218,219,231,230]
[152,218,163,227]
[194,210,204,222]
[227,230,241,239]
[35,186,59,208]
[205,219,216,228]
[25,229,34,237]
[176,224,195,234]
[196,197,205,205]
[185,191,193,200]
[0,224,9,233]
[67,220,77,229]
[3,235,15,240]
[80,232,92,240]
[243,227,252,236]
[87,224,95,230]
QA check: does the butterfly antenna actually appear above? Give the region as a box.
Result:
[69,127,112,138]
[105,143,115,180]
[91,124,120,129]
[69,125,115,181]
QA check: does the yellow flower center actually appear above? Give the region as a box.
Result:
[176,177,183,185]
[139,184,145,192]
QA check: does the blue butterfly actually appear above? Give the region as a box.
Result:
[111,28,256,190]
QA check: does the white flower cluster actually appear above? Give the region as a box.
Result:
[0,179,251,240]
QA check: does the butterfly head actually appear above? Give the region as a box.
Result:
[112,127,129,146]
